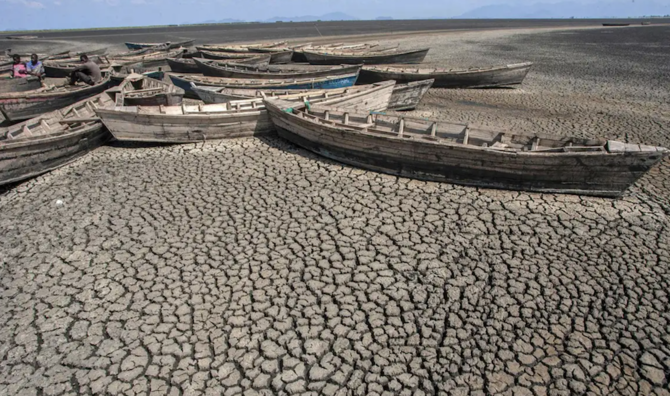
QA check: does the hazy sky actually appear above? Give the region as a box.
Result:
[0,0,666,31]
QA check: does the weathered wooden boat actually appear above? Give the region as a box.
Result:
[96,81,395,144]
[602,23,630,27]
[0,77,43,94]
[110,48,184,68]
[199,50,272,63]
[169,73,360,98]
[112,74,184,106]
[193,79,432,111]
[44,58,112,78]
[113,45,170,58]
[304,48,429,65]
[0,74,116,122]
[248,48,294,64]
[291,43,391,62]
[0,95,111,186]
[125,41,191,50]
[195,41,287,53]
[387,79,434,111]
[265,101,669,197]
[193,58,362,79]
[358,62,533,88]
[166,58,201,74]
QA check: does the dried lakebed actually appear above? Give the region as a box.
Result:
[1,26,669,395]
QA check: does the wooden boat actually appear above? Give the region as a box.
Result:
[0,77,42,94]
[358,62,533,88]
[292,43,383,62]
[199,50,272,63]
[96,81,395,144]
[602,23,630,27]
[0,95,111,186]
[387,79,434,111]
[44,58,112,78]
[248,48,294,64]
[193,80,431,111]
[304,48,429,65]
[110,48,184,68]
[195,41,287,53]
[170,73,360,98]
[167,58,201,74]
[111,74,184,106]
[265,101,669,197]
[125,40,193,50]
[0,74,116,122]
[193,58,362,79]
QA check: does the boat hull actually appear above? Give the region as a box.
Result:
[0,80,115,122]
[0,77,42,94]
[388,80,434,111]
[0,124,110,186]
[304,49,429,65]
[194,59,361,80]
[267,106,666,198]
[169,74,358,98]
[359,63,533,88]
[166,58,200,74]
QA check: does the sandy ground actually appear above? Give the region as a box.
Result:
[1,25,669,395]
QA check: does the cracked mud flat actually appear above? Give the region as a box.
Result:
[1,26,670,395]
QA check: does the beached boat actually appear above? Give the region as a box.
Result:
[113,74,184,106]
[602,23,630,27]
[0,95,111,186]
[291,43,395,62]
[193,79,432,111]
[193,58,362,79]
[96,81,395,144]
[125,40,194,50]
[110,48,184,68]
[166,58,200,74]
[44,58,112,78]
[358,62,533,88]
[0,74,116,121]
[0,77,42,94]
[265,101,669,197]
[248,47,294,64]
[304,48,429,65]
[6,35,38,40]
[195,41,287,53]
[199,50,272,63]
[169,73,360,98]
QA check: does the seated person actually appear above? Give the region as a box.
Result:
[12,55,28,78]
[69,54,102,86]
[25,54,45,78]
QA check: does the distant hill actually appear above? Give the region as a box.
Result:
[376,16,394,20]
[457,1,670,18]
[264,12,358,23]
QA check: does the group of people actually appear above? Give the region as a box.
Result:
[11,53,102,86]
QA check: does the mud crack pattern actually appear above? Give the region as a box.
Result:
[1,26,669,396]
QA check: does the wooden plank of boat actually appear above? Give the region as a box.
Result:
[193,58,362,79]
[387,79,434,111]
[170,72,360,98]
[0,77,43,94]
[0,94,111,186]
[0,74,116,122]
[358,62,533,88]
[265,100,669,197]
[96,80,395,144]
[304,48,429,65]
[192,79,430,110]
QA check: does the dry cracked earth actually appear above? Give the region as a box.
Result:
[1,26,669,395]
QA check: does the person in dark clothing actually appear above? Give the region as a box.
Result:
[69,54,102,86]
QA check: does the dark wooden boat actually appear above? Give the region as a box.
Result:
[193,79,429,110]
[248,47,293,64]
[124,41,194,50]
[0,77,42,94]
[0,74,116,122]
[602,23,630,26]
[171,72,359,98]
[167,58,201,74]
[387,79,434,111]
[265,101,669,197]
[96,81,394,144]
[195,41,287,53]
[44,58,112,78]
[0,94,111,186]
[111,73,184,106]
[304,48,429,65]
[193,58,362,80]
[358,62,533,88]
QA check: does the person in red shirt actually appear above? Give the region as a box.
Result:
[12,55,28,78]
